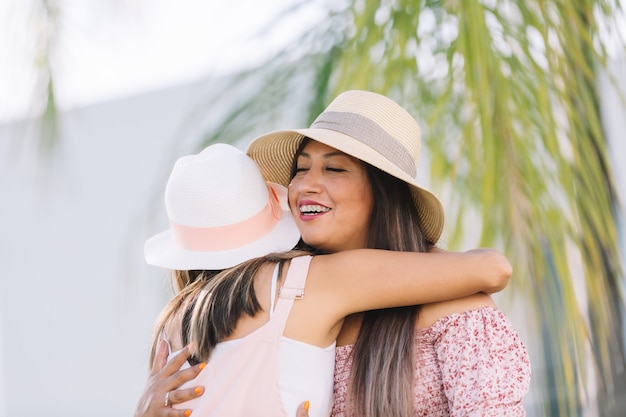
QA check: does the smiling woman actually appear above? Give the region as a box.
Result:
[248,90,531,417]
[289,140,374,252]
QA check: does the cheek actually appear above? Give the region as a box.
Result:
[355,197,373,228]
[356,182,374,216]
[339,185,373,230]
[287,188,297,212]
[359,196,375,231]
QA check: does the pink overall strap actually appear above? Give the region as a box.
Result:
[279,255,311,300]
[261,255,311,342]
[171,257,313,417]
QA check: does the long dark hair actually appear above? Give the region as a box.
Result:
[185,251,310,363]
[148,252,312,367]
[149,269,219,367]
[292,138,435,417]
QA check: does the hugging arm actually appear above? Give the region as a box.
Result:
[134,340,205,417]
[318,248,513,318]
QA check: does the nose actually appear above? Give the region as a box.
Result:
[290,169,323,195]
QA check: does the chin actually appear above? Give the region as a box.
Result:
[301,236,333,252]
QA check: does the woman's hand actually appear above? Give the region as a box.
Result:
[295,401,311,417]
[465,248,513,293]
[133,340,205,417]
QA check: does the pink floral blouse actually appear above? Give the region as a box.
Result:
[332,307,531,416]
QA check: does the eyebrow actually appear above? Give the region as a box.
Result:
[298,151,346,160]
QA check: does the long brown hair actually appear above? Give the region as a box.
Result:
[348,163,433,417]
[149,250,311,367]
[186,250,309,362]
[149,269,219,367]
[292,138,435,417]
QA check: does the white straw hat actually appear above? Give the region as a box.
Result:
[145,143,301,270]
[246,90,444,243]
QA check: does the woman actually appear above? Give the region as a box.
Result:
[136,90,530,416]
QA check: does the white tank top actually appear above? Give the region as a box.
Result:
[211,336,335,416]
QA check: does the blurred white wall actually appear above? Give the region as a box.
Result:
[600,55,626,249]
[0,80,214,416]
[0,68,302,416]
[600,55,626,377]
[0,308,5,417]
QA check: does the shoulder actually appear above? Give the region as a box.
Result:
[417,298,531,414]
[417,292,496,329]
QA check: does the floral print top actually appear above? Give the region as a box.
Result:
[332,307,531,416]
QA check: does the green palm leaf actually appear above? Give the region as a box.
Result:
[194,1,625,415]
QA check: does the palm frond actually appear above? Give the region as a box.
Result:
[189,1,625,415]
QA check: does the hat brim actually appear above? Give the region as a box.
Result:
[144,183,301,270]
[247,129,444,243]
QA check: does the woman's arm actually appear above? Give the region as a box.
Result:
[133,341,205,417]
[312,248,512,318]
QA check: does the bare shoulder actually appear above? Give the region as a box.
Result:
[417,293,497,329]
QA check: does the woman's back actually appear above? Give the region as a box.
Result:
[170,256,335,417]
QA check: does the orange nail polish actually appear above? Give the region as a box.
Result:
[304,401,310,411]
[184,410,192,417]
[199,362,206,370]
[194,386,204,395]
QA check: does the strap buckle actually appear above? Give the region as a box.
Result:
[279,286,304,299]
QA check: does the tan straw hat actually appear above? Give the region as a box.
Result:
[246,90,444,243]
[145,143,300,270]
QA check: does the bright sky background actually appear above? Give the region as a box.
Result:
[1,0,624,125]
[0,0,320,123]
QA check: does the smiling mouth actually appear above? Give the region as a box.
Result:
[299,204,331,216]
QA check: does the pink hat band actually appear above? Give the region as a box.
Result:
[170,184,282,251]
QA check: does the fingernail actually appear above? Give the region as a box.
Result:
[184,410,192,417]
[199,362,206,370]
[194,386,204,395]
[304,400,310,411]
